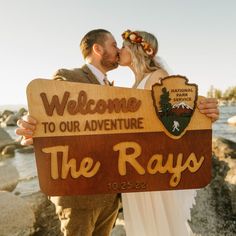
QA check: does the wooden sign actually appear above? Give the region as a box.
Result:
[27,76,212,196]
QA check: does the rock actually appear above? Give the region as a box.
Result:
[0,108,27,127]
[0,127,24,158]
[212,137,236,189]
[212,136,236,159]
[1,110,14,120]
[0,127,13,142]
[17,145,34,154]
[189,156,236,235]
[1,144,16,157]
[15,107,28,119]
[0,191,35,236]
[4,114,18,126]
[0,127,14,152]
[0,162,19,191]
[212,137,236,216]
[111,225,126,236]
[23,191,62,236]
[189,137,236,235]
[22,191,126,236]
[228,115,236,125]
[111,212,126,236]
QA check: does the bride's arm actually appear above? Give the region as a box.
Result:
[144,69,168,90]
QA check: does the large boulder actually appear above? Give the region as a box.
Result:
[15,107,28,119]
[0,127,22,158]
[4,114,18,126]
[212,137,236,185]
[0,162,19,191]
[189,137,236,235]
[0,108,27,127]
[23,191,125,236]
[0,191,35,236]
[0,127,14,152]
[0,110,14,120]
[189,156,236,235]
[23,191,62,236]
[1,144,16,157]
[212,136,236,159]
[17,145,34,154]
[0,127,13,142]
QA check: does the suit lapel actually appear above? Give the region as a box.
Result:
[82,65,100,85]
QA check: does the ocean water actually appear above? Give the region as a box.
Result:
[2,126,39,196]
[212,105,236,142]
[1,105,236,196]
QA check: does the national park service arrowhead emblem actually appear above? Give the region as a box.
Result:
[151,75,198,137]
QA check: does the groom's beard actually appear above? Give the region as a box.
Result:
[101,50,119,71]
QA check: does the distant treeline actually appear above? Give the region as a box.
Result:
[207,86,236,100]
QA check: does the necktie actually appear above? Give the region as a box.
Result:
[103,76,114,86]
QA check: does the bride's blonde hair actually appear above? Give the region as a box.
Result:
[122,30,161,78]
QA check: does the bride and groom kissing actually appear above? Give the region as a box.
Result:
[16,28,219,236]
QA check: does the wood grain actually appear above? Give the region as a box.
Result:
[27,78,212,195]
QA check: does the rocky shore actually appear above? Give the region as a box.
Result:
[0,108,236,235]
[0,108,125,236]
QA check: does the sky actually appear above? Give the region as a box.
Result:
[0,0,236,106]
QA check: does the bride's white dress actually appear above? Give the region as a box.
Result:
[122,74,196,236]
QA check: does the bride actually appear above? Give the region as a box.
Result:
[118,29,219,236]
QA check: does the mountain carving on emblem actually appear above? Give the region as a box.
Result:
[172,102,193,110]
[171,102,193,116]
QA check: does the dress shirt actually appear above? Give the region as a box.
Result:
[86,63,106,85]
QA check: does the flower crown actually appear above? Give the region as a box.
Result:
[122,30,155,57]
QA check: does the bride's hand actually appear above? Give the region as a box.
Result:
[197,98,219,122]
[15,114,37,145]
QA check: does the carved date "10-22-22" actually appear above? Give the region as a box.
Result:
[107,181,147,191]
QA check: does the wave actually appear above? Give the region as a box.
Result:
[19,175,38,182]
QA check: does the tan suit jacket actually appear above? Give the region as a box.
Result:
[50,64,118,208]
[53,65,101,85]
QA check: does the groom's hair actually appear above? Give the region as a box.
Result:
[80,29,111,59]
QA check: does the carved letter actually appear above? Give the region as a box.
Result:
[79,157,101,177]
[113,142,145,175]
[40,91,70,116]
[42,145,101,179]
[42,145,69,179]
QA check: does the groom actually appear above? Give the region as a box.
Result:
[16,29,121,236]
[16,28,219,236]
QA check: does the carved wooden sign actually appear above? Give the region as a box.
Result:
[27,76,212,196]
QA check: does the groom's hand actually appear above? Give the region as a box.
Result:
[15,114,37,145]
